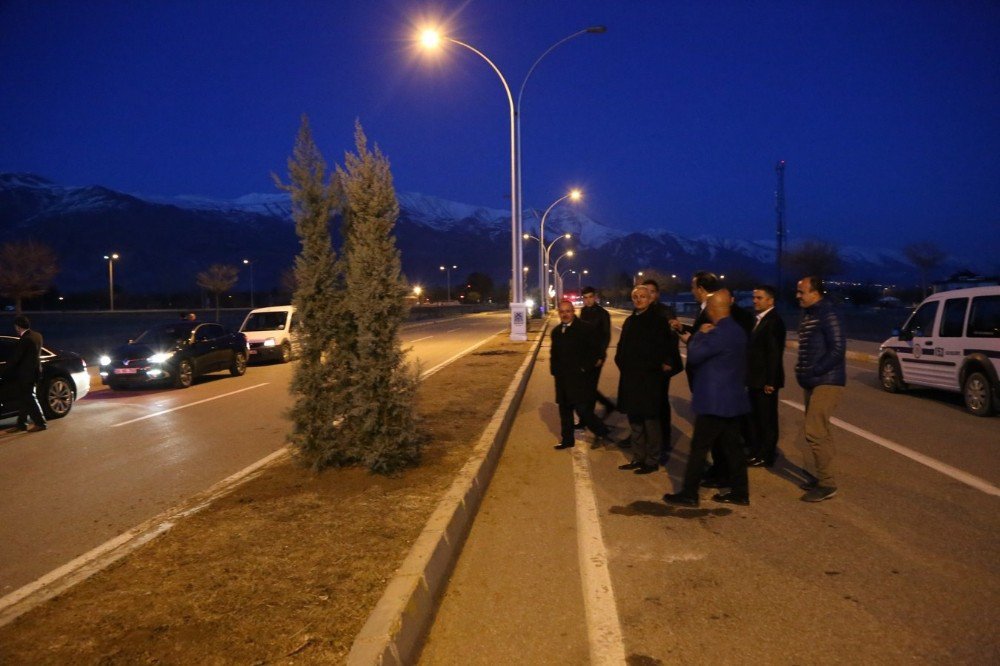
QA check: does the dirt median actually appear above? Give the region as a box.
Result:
[0,327,540,664]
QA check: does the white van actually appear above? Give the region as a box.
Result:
[878,286,1000,415]
[239,306,299,363]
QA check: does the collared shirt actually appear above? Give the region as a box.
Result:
[754,306,774,328]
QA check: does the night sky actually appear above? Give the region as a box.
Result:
[2,1,998,265]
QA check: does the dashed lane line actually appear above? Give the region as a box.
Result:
[408,335,434,343]
[111,383,270,427]
[781,399,1000,497]
[418,329,505,380]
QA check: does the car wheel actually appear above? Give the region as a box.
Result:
[963,371,994,417]
[280,341,292,363]
[39,376,74,419]
[879,357,905,393]
[174,359,194,388]
[230,351,247,376]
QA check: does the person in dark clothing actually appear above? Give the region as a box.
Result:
[578,286,616,417]
[550,300,610,450]
[1,315,47,432]
[641,278,678,320]
[746,285,786,467]
[664,291,751,507]
[615,286,675,473]
[640,279,683,462]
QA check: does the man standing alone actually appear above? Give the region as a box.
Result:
[795,276,846,502]
[747,285,786,467]
[550,301,610,449]
[2,315,47,432]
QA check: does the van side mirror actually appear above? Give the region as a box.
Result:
[896,328,912,342]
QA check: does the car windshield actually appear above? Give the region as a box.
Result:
[134,323,194,346]
[242,312,288,332]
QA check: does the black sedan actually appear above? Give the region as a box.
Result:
[0,336,91,421]
[100,322,248,389]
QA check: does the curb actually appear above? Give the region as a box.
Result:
[347,322,549,665]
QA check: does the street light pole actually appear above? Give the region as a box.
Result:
[536,190,581,316]
[243,258,254,308]
[552,250,574,303]
[104,253,119,311]
[440,264,457,302]
[419,26,605,340]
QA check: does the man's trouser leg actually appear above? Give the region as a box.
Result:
[628,415,661,467]
[574,402,609,438]
[681,415,724,497]
[803,385,842,488]
[558,403,576,446]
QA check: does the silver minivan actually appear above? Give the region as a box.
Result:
[878,286,1000,416]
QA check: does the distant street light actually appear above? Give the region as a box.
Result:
[533,189,582,315]
[440,264,457,302]
[103,253,119,311]
[418,25,605,340]
[243,259,255,308]
[413,285,423,303]
[552,250,574,302]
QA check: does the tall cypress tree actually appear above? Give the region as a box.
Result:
[273,116,353,470]
[338,121,422,473]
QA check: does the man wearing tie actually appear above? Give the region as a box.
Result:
[746,285,786,467]
[550,300,610,449]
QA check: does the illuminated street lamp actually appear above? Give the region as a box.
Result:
[243,258,254,308]
[418,26,605,340]
[523,230,571,312]
[413,285,423,303]
[552,250,574,302]
[103,253,119,311]
[534,189,582,315]
[440,264,457,302]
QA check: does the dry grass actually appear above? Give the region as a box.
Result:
[0,332,537,665]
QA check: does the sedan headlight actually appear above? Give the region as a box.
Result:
[148,351,174,364]
[99,355,111,366]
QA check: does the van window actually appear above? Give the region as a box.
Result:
[968,296,1000,338]
[242,311,288,332]
[903,301,938,338]
[939,298,968,337]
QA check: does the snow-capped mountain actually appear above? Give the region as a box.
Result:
[0,172,941,297]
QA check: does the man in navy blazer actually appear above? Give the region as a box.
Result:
[664,291,751,507]
[747,285,786,467]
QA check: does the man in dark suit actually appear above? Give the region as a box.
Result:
[664,291,751,507]
[640,279,683,463]
[1,315,47,432]
[578,286,615,417]
[551,300,610,450]
[747,285,786,467]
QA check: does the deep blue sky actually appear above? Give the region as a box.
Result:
[2,1,998,265]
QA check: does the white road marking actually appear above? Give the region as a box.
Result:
[444,328,459,333]
[419,330,505,380]
[781,399,1000,497]
[111,383,270,427]
[408,335,434,343]
[572,446,627,665]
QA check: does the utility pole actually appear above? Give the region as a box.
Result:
[775,160,786,301]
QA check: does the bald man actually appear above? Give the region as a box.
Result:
[664,290,751,507]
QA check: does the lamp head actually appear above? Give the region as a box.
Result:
[522,233,530,240]
[567,250,575,257]
[564,233,572,239]
[419,29,441,48]
[586,26,607,34]
[569,189,582,201]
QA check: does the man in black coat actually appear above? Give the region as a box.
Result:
[1,315,47,432]
[747,285,786,467]
[551,300,610,449]
[615,286,675,473]
[640,279,683,462]
[578,286,615,417]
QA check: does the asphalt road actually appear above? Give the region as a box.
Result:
[420,311,999,664]
[0,312,507,596]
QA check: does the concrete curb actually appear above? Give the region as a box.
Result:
[347,323,549,665]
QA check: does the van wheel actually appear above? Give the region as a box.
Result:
[280,341,292,363]
[963,371,995,416]
[879,357,905,393]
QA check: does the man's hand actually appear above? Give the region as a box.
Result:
[662,364,672,372]
[595,358,604,367]
[764,385,775,394]
[698,323,715,334]
[669,318,682,332]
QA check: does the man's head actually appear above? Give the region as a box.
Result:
[557,300,576,325]
[581,286,597,307]
[641,279,660,300]
[705,289,733,323]
[631,285,652,312]
[691,271,720,303]
[13,315,30,333]
[796,276,824,309]
[752,285,777,313]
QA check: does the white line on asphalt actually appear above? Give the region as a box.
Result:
[408,335,434,343]
[571,447,627,665]
[111,383,270,427]
[419,329,505,380]
[444,328,459,333]
[781,399,1000,497]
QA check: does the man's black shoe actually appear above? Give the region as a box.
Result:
[663,493,699,508]
[700,478,728,489]
[618,461,642,471]
[711,492,750,506]
[634,464,658,475]
[5,425,28,433]
[747,456,766,467]
[27,424,47,433]
[554,442,575,450]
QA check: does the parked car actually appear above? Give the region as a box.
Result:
[100,322,248,389]
[0,336,90,420]
[239,305,299,363]
[878,286,1000,416]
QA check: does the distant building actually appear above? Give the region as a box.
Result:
[932,271,999,294]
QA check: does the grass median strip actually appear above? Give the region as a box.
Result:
[0,328,540,664]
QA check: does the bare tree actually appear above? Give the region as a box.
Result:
[196,264,239,321]
[784,239,843,280]
[0,240,59,313]
[904,242,947,297]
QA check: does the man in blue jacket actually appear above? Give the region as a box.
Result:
[664,290,751,507]
[795,276,846,502]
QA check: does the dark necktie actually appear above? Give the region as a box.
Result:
[562,324,568,333]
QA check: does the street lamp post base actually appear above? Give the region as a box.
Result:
[509,303,528,341]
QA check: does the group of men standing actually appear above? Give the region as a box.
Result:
[549,271,846,506]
